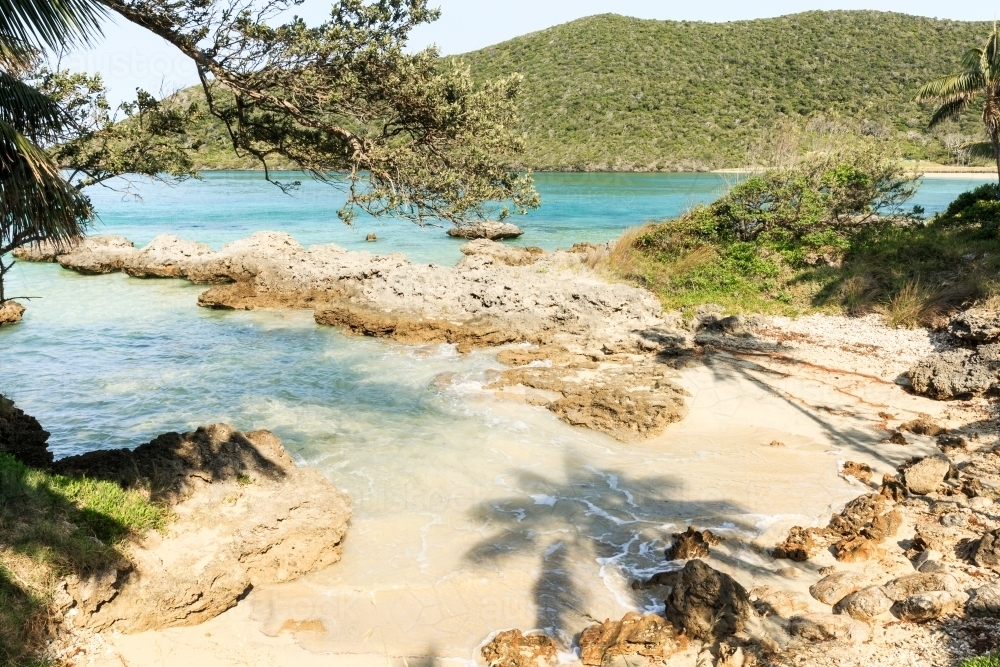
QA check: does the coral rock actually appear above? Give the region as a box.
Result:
[664,559,752,643]
[481,629,558,667]
[579,612,685,667]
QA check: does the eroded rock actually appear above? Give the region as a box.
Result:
[459,239,543,267]
[481,629,558,667]
[663,559,752,643]
[833,586,892,621]
[842,461,873,484]
[903,457,951,495]
[966,583,1000,617]
[447,221,523,240]
[788,613,872,644]
[892,591,968,623]
[949,308,1000,343]
[665,526,722,561]
[0,300,25,326]
[908,346,1000,399]
[810,571,871,606]
[881,573,959,601]
[579,612,686,667]
[0,394,53,468]
[773,526,821,562]
[974,529,1000,568]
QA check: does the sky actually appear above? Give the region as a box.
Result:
[61,0,999,107]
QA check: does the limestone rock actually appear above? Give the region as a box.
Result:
[579,612,685,667]
[53,424,352,633]
[751,588,809,618]
[773,526,821,562]
[459,239,544,267]
[864,509,903,543]
[833,536,879,563]
[663,559,752,643]
[788,613,872,644]
[481,629,558,667]
[879,474,908,501]
[12,237,81,261]
[665,526,722,561]
[892,591,968,623]
[974,529,1000,568]
[899,419,946,437]
[0,300,25,326]
[0,394,53,468]
[966,583,1000,617]
[949,308,1000,343]
[56,235,137,274]
[124,234,215,279]
[841,461,873,484]
[882,573,959,601]
[447,221,523,240]
[903,457,951,495]
[810,571,871,606]
[828,494,886,536]
[833,586,893,621]
[908,346,1000,399]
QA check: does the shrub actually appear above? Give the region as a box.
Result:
[936,183,1000,232]
[964,655,1000,667]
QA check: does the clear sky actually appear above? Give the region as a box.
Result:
[63,0,999,107]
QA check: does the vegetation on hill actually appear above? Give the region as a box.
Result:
[455,11,992,171]
[595,136,1000,325]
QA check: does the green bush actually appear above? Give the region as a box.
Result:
[964,655,1000,667]
[936,183,1000,232]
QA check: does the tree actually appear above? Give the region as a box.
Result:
[0,0,104,304]
[916,22,1000,186]
[98,0,539,224]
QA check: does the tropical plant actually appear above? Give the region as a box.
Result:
[0,0,106,303]
[917,22,1000,185]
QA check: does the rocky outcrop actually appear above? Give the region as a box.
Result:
[663,559,752,643]
[909,345,1000,399]
[459,239,543,266]
[447,221,523,240]
[51,424,351,633]
[0,300,25,326]
[578,612,688,666]
[949,309,1000,343]
[0,395,53,468]
[902,456,951,495]
[480,629,558,667]
[787,613,872,644]
[665,527,722,561]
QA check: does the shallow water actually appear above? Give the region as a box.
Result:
[0,172,990,660]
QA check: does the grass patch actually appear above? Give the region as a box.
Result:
[964,655,1000,667]
[0,453,168,666]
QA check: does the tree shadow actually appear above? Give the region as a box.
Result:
[462,454,768,645]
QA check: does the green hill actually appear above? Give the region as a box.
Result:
[182,11,994,171]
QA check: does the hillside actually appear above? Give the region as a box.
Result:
[181,11,993,172]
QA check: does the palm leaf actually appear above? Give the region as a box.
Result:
[963,141,998,160]
[916,71,986,102]
[0,0,106,51]
[927,96,972,128]
[0,71,64,138]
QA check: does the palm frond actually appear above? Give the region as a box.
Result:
[0,71,63,139]
[0,118,91,252]
[0,0,106,52]
[928,96,972,128]
[916,71,986,102]
[963,141,998,160]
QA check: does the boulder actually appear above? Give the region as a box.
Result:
[773,526,821,562]
[828,494,885,536]
[0,394,53,469]
[974,529,1000,569]
[0,300,25,326]
[949,308,1000,343]
[663,559,752,642]
[51,424,352,633]
[810,571,871,606]
[966,583,1000,617]
[833,586,893,621]
[579,612,685,667]
[447,221,523,240]
[751,588,809,618]
[882,573,959,602]
[879,474,907,501]
[833,536,879,563]
[665,526,722,561]
[908,346,1000,399]
[481,629,558,667]
[56,235,138,274]
[903,457,951,495]
[788,613,872,644]
[892,591,968,623]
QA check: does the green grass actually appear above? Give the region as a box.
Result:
[0,453,168,666]
[964,656,1000,667]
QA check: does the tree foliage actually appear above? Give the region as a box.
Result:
[99,0,539,223]
[916,23,1000,184]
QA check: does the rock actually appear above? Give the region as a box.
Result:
[908,345,1000,399]
[481,629,558,667]
[666,526,722,561]
[810,571,871,606]
[899,419,946,437]
[841,461,873,484]
[0,394,54,468]
[974,529,1000,568]
[882,573,959,601]
[885,431,909,445]
[949,308,1000,343]
[892,591,968,622]
[864,509,903,543]
[833,536,879,563]
[124,234,215,279]
[459,239,544,267]
[365,233,377,242]
[12,237,82,261]
[970,496,995,510]
[788,613,872,644]
[833,586,893,621]
[579,612,686,667]
[751,588,809,618]
[918,560,947,574]
[913,549,944,571]
[966,583,1000,617]
[663,559,752,643]
[447,221,523,240]
[773,526,821,562]
[0,300,25,326]
[880,474,907,501]
[903,457,951,495]
[828,494,886,536]
[56,235,138,274]
[937,434,968,451]
[52,424,352,632]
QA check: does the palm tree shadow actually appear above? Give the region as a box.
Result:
[462,454,758,644]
